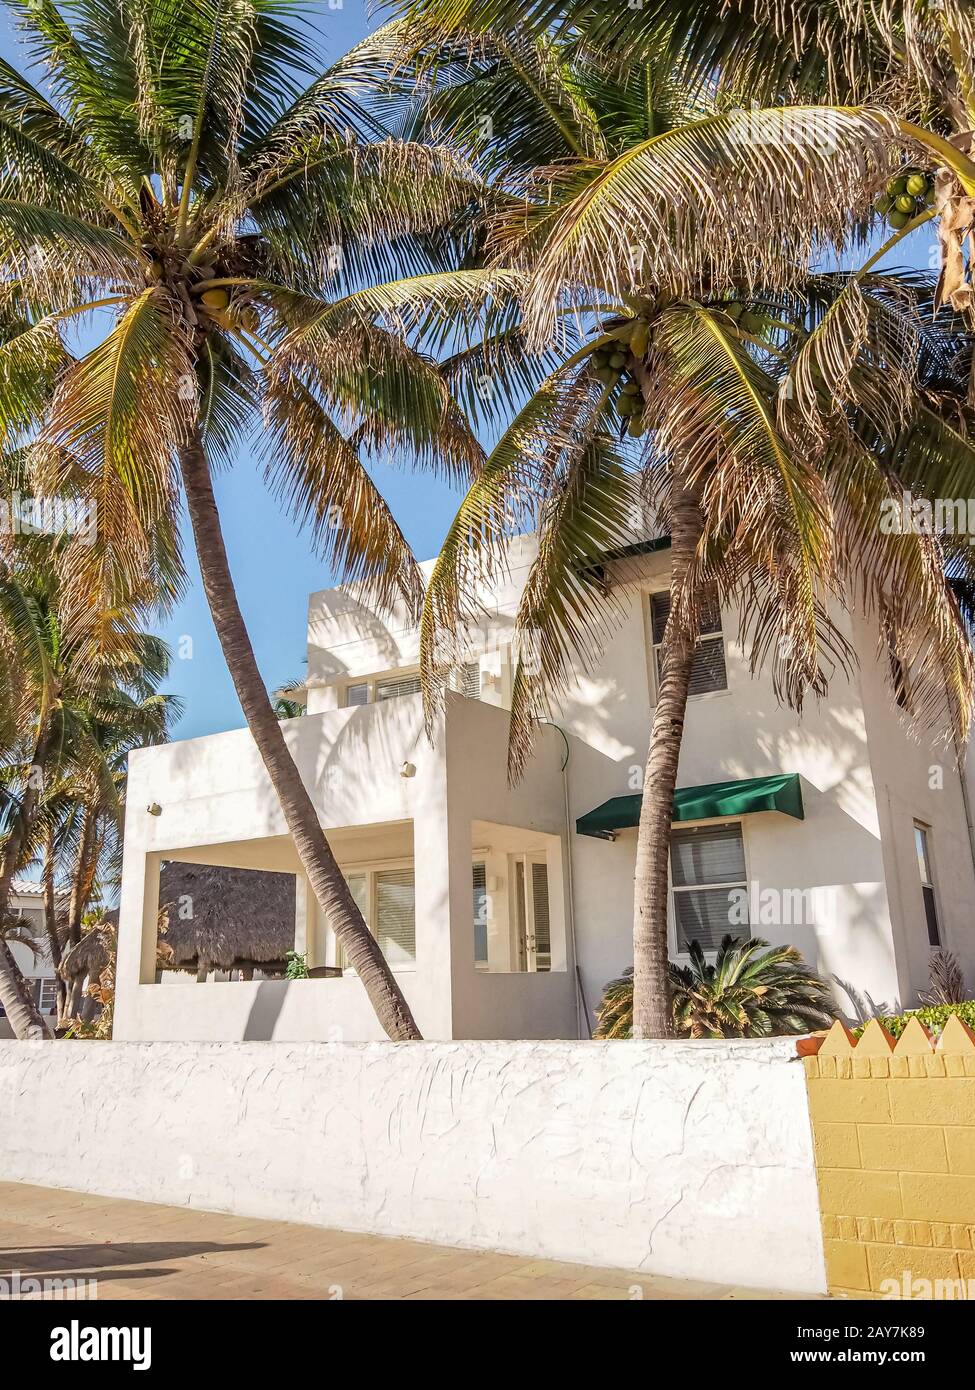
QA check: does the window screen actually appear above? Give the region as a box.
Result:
[345,683,369,707]
[375,674,422,701]
[671,823,747,952]
[650,590,727,696]
[375,868,416,965]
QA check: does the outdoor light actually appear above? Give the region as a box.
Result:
[400,762,416,778]
[146,802,162,816]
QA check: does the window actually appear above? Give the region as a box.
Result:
[32,978,57,1013]
[375,674,421,701]
[374,868,415,966]
[344,674,422,706]
[473,862,488,967]
[459,663,481,699]
[335,866,415,969]
[670,823,748,952]
[914,823,941,947]
[650,590,727,697]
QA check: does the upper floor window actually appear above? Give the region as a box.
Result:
[914,823,941,947]
[344,665,480,707]
[344,673,421,707]
[650,589,727,697]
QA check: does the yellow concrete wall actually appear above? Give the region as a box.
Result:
[803,1015,975,1298]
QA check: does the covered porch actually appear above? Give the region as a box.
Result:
[113,693,579,1042]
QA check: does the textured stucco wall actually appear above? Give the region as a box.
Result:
[0,1037,826,1292]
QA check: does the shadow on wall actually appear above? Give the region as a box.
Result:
[243,980,289,1040]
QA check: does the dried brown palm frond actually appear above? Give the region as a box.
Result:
[920,949,969,1006]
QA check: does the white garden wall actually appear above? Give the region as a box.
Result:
[0,1037,826,1293]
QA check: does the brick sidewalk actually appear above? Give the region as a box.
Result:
[0,1181,821,1300]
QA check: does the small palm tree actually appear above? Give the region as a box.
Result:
[0,553,174,1035]
[595,936,837,1039]
[0,0,521,1039]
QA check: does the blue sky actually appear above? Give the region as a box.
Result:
[0,3,937,740]
[1,1,470,740]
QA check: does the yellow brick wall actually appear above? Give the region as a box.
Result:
[803,1015,975,1298]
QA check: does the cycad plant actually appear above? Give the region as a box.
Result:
[380,20,975,1036]
[0,0,521,1039]
[595,936,837,1040]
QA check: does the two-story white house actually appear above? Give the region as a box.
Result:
[113,534,975,1042]
[0,880,61,1038]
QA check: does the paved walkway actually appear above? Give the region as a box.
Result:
[0,1181,818,1300]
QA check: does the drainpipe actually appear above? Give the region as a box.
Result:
[536,718,590,1038]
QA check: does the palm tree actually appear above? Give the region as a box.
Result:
[0,0,526,1040]
[378,19,975,1035]
[0,550,175,1034]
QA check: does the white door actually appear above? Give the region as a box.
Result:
[512,855,551,972]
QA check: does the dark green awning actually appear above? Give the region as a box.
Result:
[576,773,804,840]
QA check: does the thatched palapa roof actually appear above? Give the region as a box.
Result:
[156,862,296,973]
[59,924,115,984]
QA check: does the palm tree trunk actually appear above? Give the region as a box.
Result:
[178,434,422,1041]
[632,488,704,1039]
[0,937,49,1039]
[0,725,53,1039]
[66,803,96,947]
[42,830,67,1025]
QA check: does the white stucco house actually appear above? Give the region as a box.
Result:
[0,880,60,1038]
[114,534,975,1043]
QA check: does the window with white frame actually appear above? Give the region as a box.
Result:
[914,823,941,947]
[32,978,57,1013]
[335,865,416,969]
[650,589,727,697]
[670,823,748,952]
[344,673,422,707]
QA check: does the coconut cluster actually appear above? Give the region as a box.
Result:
[590,319,650,437]
[875,168,936,229]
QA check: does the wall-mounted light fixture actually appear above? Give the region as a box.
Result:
[400,762,416,778]
[146,802,162,816]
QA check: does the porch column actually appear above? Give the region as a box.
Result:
[294,873,321,967]
[411,725,454,1039]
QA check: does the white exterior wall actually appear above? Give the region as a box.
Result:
[0,1037,826,1293]
[554,548,908,1018]
[852,608,975,1006]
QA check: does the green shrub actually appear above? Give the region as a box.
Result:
[594,935,837,1040]
[284,949,309,980]
[853,1000,975,1040]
